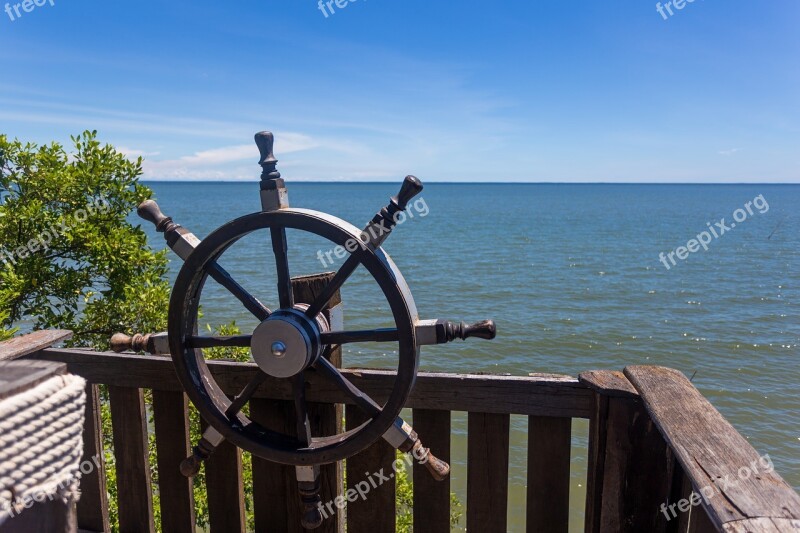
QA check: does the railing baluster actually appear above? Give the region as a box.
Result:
[76,383,110,532]
[345,405,396,533]
[467,412,510,532]
[527,416,571,533]
[108,385,155,533]
[412,408,451,533]
[152,390,195,533]
[201,419,246,533]
[250,398,303,532]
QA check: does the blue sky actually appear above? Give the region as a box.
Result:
[1,0,798,182]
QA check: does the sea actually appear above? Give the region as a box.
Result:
[142,181,799,532]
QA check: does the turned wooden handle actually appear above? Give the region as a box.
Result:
[423,450,451,482]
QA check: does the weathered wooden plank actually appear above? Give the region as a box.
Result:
[0,360,65,399]
[76,383,110,533]
[152,390,194,533]
[34,349,593,418]
[689,506,719,533]
[584,390,609,533]
[625,366,800,530]
[107,386,155,533]
[579,370,638,399]
[201,419,246,533]
[345,406,396,533]
[527,416,571,533]
[250,398,303,533]
[722,517,800,532]
[250,272,344,533]
[583,370,672,533]
[603,397,671,532]
[292,274,344,533]
[0,329,72,361]
[467,412,510,533]
[412,409,451,533]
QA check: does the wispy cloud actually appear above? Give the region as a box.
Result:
[141,133,322,180]
[719,148,741,156]
[118,147,161,158]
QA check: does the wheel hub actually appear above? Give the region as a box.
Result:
[251,307,328,378]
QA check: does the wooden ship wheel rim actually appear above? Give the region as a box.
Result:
[168,207,419,466]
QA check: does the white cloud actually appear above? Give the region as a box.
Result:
[719,148,741,156]
[117,147,161,158]
[141,133,321,180]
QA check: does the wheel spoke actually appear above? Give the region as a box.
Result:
[225,372,269,418]
[320,328,399,346]
[305,254,360,318]
[271,227,294,309]
[292,373,312,446]
[314,356,381,417]
[208,262,271,321]
[186,335,252,349]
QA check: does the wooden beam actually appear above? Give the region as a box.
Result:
[625,366,800,531]
[467,412,510,533]
[345,406,396,533]
[0,329,72,361]
[250,398,303,533]
[581,370,672,533]
[33,349,593,418]
[412,409,452,533]
[0,360,65,399]
[527,416,571,533]
[108,386,155,533]
[152,391,195,533]
[201,419,246,533]
[76,383,110,533]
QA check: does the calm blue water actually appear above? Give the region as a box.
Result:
[144,182,800,531]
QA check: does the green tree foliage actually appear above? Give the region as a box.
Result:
[0,131,169,347]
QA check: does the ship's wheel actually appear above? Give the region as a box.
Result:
[113,131,496,529]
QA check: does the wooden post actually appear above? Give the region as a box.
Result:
[108,386,155,533]
[625,366,800,532]
[0,360,78,533]
[580,370,672,533]
[76,383,110,532]
[251,272,344,533]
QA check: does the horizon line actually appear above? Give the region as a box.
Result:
[140,180,800,185]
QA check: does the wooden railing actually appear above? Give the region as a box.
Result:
[4,330,800,532]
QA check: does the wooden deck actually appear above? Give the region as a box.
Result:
[3,329,800,532]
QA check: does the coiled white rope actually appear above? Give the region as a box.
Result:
[0,374,86,521]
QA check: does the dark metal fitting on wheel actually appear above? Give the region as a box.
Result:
[363,175,424,247]
[180,426,225,478]
[415,319,497,345]
[255,131,289,211]
[137,200,201,260]
[382,418,450,481]
[110,332,169,355]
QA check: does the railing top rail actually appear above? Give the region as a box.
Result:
[624,365,800,532]
[30,347,594,418]
[0,329,72,361]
